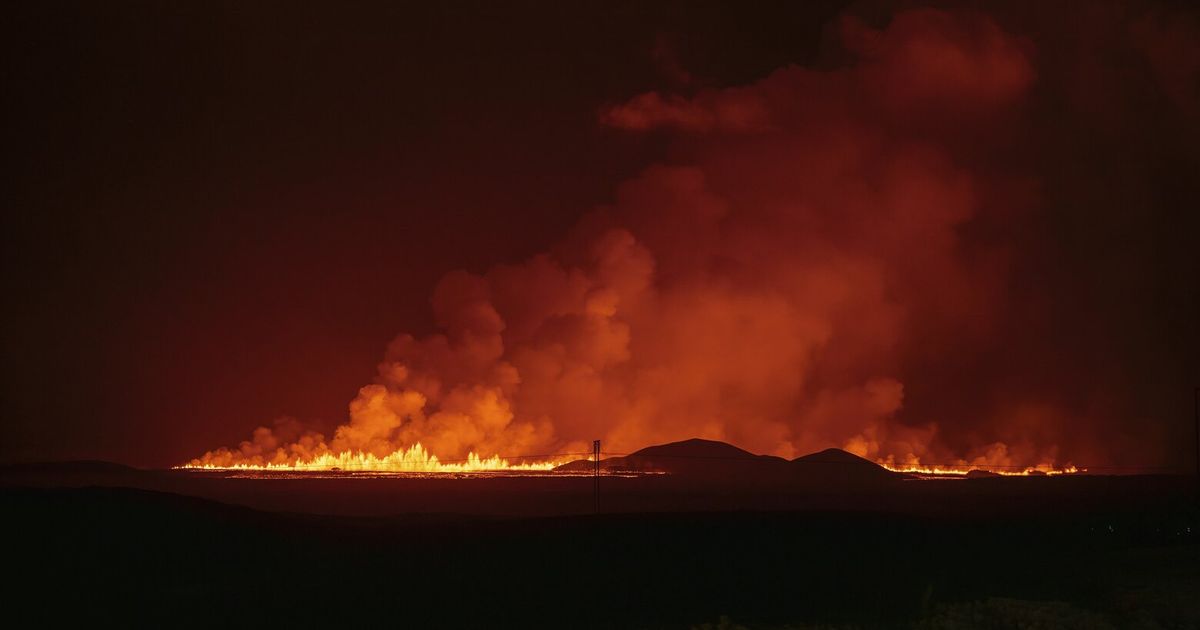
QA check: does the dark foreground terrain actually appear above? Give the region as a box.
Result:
[3,452,1198,628]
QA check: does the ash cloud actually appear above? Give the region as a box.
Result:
[196,5,1199,470]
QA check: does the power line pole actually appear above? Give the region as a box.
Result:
[593,439,600,514]
[1194,387,1198,485]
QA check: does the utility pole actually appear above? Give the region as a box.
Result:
[593,439,601,514]
[1194,387,1199,485]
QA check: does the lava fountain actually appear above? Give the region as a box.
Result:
[177,443,572,473]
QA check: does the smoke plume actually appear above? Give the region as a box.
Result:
[194,5,1199,470]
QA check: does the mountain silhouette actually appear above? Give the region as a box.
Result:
[0,460,141,475]
[631,438,769,460]
[966,469,1002,479]
[0,460,147,489]
[555,438,785,476]
[556,439,901,487]
[790,448,904,483]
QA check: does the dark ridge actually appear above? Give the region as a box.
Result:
[790,447,902,482]
[0,460,141,475]
[628,437,764,460]
[0,460,148,491]
[611,438,790,477]
[555,437,791,475]
[966,469,1003,479]
[553,458,606,472]
[557,441,901,484]
[560,439,927,484]
[792,447,878,466]
[558,437,770,473]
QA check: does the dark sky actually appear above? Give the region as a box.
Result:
[5,1,850,465]
[5,1,1198,468]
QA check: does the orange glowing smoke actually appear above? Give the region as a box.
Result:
[183,8,1096,475]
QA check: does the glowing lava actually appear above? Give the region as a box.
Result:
[878,461,1082,477]
[177,443,565,473]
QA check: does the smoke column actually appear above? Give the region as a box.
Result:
[193,6,1200,471]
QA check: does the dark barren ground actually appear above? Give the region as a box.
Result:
[4,443,1198,628]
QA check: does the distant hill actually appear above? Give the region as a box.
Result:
[0,460,145,488]
[793,447,875,466]
[556,439,901,487]
[790,448,904,483]
[617,438,790,476]
[0,460,141,475]
[966,469,1002,479]
[631,438,769,460]
[557,438,789,475]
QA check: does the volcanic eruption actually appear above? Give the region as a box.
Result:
[184,6,1193,476]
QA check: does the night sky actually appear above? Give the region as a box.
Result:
[5,1,1198,469]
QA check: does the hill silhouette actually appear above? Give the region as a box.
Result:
[967,469,1002,479]
[790,448,905,484]
[0,460,146,488]
[793,447,875,466]
[0,460,140,475]
[616,438,791,477]
[556,439,900,487]
[631,438,768,460]
[557,438,787,475]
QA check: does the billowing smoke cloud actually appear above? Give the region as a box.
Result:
[194,6,1199,470]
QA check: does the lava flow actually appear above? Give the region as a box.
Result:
[878,461,1082,477]
[177,443,566,473]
